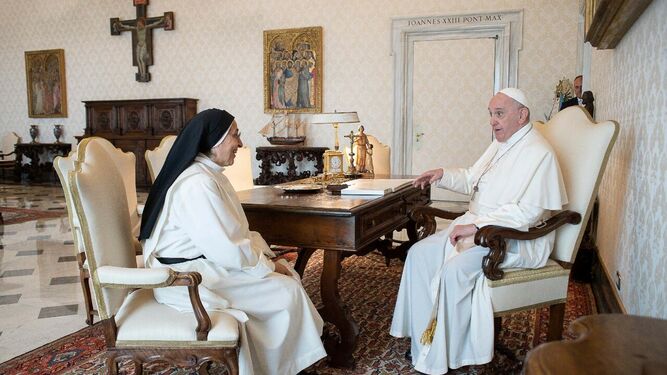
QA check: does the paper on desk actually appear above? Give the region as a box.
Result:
[340,178,414,196]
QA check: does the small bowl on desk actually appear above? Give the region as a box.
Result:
[326,184,348,195]
[274,183,322,194]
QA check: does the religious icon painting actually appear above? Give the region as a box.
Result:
[264,26,323,113]
[24,49,68,118]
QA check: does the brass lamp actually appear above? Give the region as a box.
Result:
[311,111,359,175]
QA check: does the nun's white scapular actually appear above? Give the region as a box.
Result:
[140,109,326,375]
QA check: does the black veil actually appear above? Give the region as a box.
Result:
[139,108,234,240]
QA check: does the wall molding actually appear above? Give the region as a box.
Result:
[390,10,523,175]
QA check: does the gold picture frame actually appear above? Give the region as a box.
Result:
[25,49,67,118]
[264,26,322,113]
[584,0,597,37]
[585,0,653,49]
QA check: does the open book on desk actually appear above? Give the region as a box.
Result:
[340,178,414,196]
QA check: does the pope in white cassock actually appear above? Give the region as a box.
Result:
[139,109,326,375]
[390,88,568,374]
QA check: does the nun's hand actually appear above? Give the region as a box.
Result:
[273,259,292,277]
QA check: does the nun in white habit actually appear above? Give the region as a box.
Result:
[139,109,326,375]
[390,89,568,374]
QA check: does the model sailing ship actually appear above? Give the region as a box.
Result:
[259,112,306,145]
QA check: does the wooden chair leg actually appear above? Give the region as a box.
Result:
[198,361,211,375]
[547,302,566,341]
[494,316,502,342]
[132,359,143,375]
[81,272,95,325]
[223,351,240,375]
[106,354,119,375]
[78,252,95,325]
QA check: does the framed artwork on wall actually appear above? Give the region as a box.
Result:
[585,0,653,49]
[25,49,67,118]
[264,26,322,113]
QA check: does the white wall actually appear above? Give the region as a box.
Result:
[0,0,578,169]
[591,0,667,318]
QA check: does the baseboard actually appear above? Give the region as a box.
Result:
[591,250,625,314]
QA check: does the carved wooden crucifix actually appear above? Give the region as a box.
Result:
[110,0,174,82]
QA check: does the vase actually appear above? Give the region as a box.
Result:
[53,124,63,143]
[29,125,39,144]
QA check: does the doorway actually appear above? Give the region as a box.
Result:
[411,37,495,201]
[392,10,524,202]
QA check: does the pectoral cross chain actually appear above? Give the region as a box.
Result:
[470,185,479,201]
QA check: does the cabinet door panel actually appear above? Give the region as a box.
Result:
[89,105,116,135]
[152,103,183,136]
[120,105,150,135]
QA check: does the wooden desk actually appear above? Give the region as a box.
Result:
[14,142,72,183]
[238,182,430,367]
[524,314,667,374]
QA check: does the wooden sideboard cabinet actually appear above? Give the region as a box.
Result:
[254,146,328,185]
[76,98,197,186]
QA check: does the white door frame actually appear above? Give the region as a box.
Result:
[391,10,524,175]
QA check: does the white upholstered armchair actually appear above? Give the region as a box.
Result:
[145,135,176,183]
[70,136,239,374]
[410,106,619,341]
[54,137,144,325]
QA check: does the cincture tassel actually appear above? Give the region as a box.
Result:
[420,281,441,346]
[420,317,437,345]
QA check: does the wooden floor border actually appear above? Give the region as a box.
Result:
[590,250,625,314]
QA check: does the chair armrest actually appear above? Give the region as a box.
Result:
[475,210,582,280]
[96,265,176,287]
[409,206,466,240]
[98,266,212,341]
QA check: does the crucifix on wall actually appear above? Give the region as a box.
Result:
[110,0,174,82]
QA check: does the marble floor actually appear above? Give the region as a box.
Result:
[0,184,149,363]
[0,182,461,364]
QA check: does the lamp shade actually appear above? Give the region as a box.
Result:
[310,112,359,124]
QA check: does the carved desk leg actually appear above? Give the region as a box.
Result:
[294,248,316,278]
[319,250,359,368]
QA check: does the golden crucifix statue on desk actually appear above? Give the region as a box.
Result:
[343,131,359,176]
[344,126,375,177]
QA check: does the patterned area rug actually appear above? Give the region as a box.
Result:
[0,251,595,375]
[0,206,65,225]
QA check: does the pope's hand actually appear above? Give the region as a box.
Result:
[449,224,478,246]
[273,260,293,277]
[412,168,444,189]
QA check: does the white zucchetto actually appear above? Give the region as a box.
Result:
[498,88,529,109]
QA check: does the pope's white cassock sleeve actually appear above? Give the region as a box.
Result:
[390,124,567,374]
[142,155,326,375]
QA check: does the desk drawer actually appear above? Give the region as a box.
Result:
[360,198,405,237]
[358,187,430,241]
